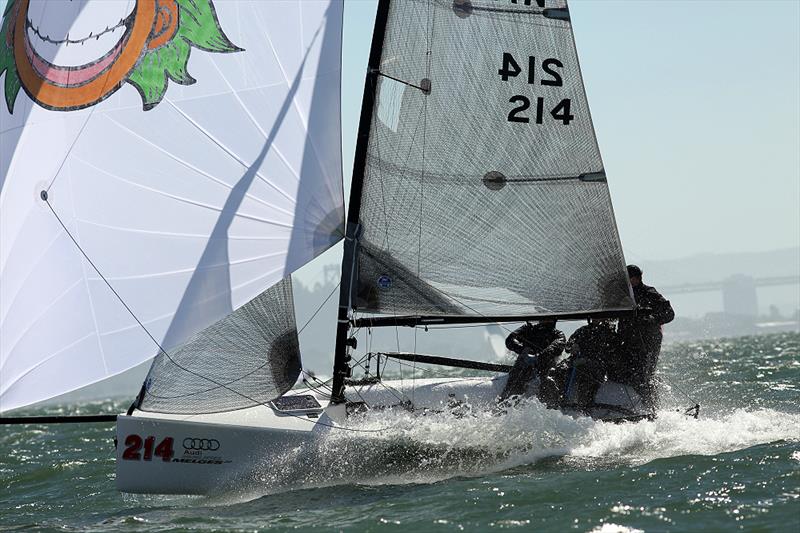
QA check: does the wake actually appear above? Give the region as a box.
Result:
[327,398,800,473]
[199,398,800,506]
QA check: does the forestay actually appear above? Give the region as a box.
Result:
[352,0,633,318]
[0,0,344,412]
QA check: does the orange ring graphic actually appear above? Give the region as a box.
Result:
[14,0,156,110]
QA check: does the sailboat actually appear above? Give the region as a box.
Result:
[0,0,651,495]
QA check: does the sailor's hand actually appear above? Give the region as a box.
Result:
[569,345,581,356]
[636,305,655,322]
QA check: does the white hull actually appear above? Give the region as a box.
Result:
[116,375,650,494]
[116,408,328,494]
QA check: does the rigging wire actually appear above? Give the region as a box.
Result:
[129,280,335,402]
[343,349,409,406]
[44,202,393,434]
[297,281,341,396]
[302,371,333,397]
[45,202,175,374]
[352,353,408,404]
[655,374,699,407]
[298,281,340,335]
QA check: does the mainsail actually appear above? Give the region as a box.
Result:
[349,0,633,319]
[0,0,344,412]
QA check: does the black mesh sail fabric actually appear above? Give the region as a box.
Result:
[138,278,301,414]
[354,0,634,317]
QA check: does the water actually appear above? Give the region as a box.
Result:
[2,332,799,532]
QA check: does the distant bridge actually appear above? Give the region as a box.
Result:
[661,275,800,295]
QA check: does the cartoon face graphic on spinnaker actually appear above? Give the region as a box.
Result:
[0,0,241,112]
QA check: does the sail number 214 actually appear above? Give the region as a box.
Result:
[122,434,175,461]
[498,52,574,125]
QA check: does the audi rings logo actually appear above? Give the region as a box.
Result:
[183,438,220,451]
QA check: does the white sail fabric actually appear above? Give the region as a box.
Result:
[0,0,344,412]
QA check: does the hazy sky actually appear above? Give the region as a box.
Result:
[332,0,800,271]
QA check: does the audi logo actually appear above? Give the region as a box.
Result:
[182,438,220,451]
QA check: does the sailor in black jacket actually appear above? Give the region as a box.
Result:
[552,319,622,407]
[566,319,624,378]
[498,320,566,402]
[617,265,675,406]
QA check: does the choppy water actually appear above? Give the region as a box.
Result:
[2,332,799,532]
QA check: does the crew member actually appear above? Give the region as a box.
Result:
[617,264,675,407]
[498,320,566,403]
[561,319,622,407]
[565,318,621,370]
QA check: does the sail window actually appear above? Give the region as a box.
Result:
[377,77,406,133]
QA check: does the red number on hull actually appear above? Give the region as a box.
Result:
[154,437,175,461]
[122,435,174,462]
[122,434,142,460]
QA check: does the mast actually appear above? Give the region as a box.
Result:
[331,0,392,404]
